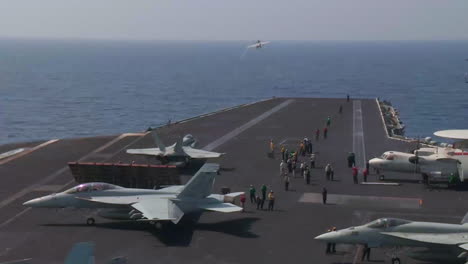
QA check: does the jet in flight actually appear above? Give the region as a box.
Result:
[126,132,224,164]
[247,40,270,49]
[24,163,243,226]
[315,216,468,264]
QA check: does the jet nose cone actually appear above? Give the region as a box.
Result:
[369,158,382,168]
[23,198,41,207]
[314,232,337,242]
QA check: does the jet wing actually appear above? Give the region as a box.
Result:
[78,196,184,223]
[65,242,95,264]
[382,232,468,245]
[247,41,270,48]
[157,185,184,193]
[132,198,184,224]
[126,148,163,156]
[183,147,224,159]
[198,202,242,213]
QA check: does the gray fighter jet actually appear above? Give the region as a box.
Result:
[126,132,224,164]
[315,216,468,264]
[24,163,242,226]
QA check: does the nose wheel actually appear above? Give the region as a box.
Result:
[86,217,95,226]
[391,257,401,264]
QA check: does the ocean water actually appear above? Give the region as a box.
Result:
[0,39,467,144]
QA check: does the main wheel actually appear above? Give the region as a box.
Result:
[86,217,95,226]
[391,257,401,264]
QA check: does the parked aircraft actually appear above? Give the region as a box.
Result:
[23,163,243,226]
[369,130,468,183]
[247,40,270,49]
[315,215,468,264]
[126,132,224,164]
[369,150,459,182]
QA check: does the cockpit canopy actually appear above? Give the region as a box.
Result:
[64,182,122,194]
[381,152,395,160]
[366,218,411,229]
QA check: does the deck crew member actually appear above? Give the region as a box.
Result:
[249,185,256,203]
[331,227,337,253]
[325,164,332,181]
[261,184,267,202]
[326,228,332,254]
[310,153,316,168]
[347,152,355,167]
[362,244,371,261]
[284,174,290,191]
[292,160,296,177]
[240,194,246,212]
[363,168,369,182]
[352,166,359,184]
[280,160,286,176]
[323,127,328,139]
[322,187,327,204]
[267,191,275,211]
[256,196,262,210]
[300,162,305,177]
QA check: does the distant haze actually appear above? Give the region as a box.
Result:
[0,0,467,41]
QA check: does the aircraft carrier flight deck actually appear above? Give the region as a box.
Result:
[0,97,466,264]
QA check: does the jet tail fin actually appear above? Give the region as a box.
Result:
[177,163,219,199]
[152,132,166,152]
[461,212,468,225]
[174,137,184,154]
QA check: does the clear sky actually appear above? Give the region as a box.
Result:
[1,0,467,41]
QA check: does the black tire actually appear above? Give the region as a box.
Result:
[86,217,95,226]
[392,257,401,264]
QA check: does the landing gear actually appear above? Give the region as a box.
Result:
[86,217,95,226]
[391,257,401,264]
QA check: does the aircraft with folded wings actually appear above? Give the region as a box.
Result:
[24,163,243,226]
[315,215,468,264]
[126,132,224,164]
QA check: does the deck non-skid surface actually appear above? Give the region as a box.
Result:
[0,98,466,264]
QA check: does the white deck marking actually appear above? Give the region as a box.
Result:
[299,193,421,209]
[0,208,31,229]
[353,100,366,168]
[360,182,400,186]
[203,99,294,151]
[0,148,27,160]
[0,139,59,165]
